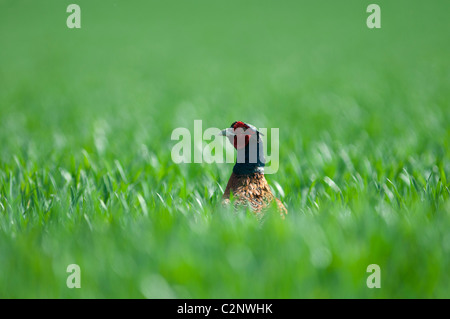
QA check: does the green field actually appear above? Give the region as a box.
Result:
[0,0,449,298]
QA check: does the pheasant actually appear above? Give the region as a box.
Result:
[219,121,287,218]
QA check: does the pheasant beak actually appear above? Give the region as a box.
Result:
[219,128,235,137]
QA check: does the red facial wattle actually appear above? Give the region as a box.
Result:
[232,121,249,130]
[230,121,255,150]
[232,135,250,149]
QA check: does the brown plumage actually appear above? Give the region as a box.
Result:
[219,121,287,218]
[222,172,287,218]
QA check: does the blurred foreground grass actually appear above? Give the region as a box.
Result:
[0,0,449,298]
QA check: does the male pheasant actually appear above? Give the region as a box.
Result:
[219,121,287,218]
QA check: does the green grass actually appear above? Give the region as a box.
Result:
[0,0,449,298]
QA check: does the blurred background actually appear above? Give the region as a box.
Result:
[0,0,449,298]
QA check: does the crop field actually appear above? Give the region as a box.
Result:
[0,0,449,298]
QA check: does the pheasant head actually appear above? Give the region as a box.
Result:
[220,121,266,175]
